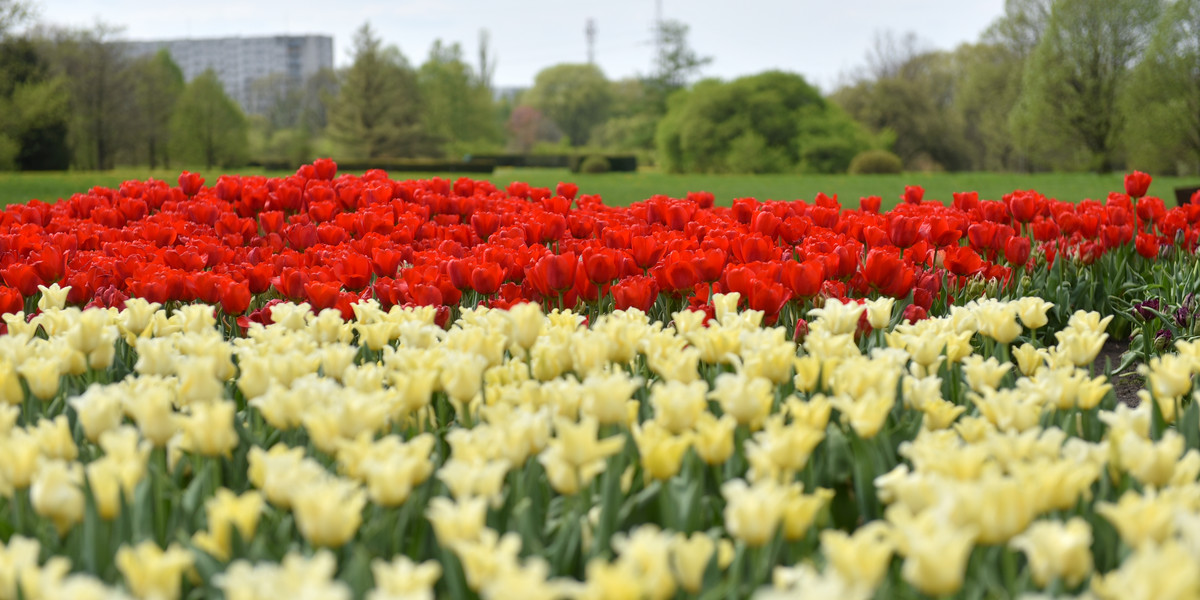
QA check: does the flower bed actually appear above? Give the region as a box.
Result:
[0,162,1198,599]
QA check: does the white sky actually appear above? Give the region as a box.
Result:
[33,0,1006,92]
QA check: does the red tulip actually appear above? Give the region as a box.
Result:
[528,252,577,294]
[1136,196,1166,227]
[862,248,915,298]
[471,212,500,240]
[630,236,664,270]
[943,246,985,277]
[967,223,997,252]
[659,256,698,293]
[1004,236,1031,268]
[304,281,341,311]
[1007,191,1040,223]
[0,286,22,315]
[745,280,790,324]
[781,259,824,298]
[888,215,920,248]
[694,249,727,282]
[555,182,579,200]
[446,259,474,291]
[1135,233,1158,259]
[902,304,928,323]
[582,247,619,284]
[313,158,337,180]
[902,185,924,205]
[611,276,658,312]
[220,280,252,315]
[860,196,881,214]
[470,263,504,296]
[730,234,774,263]
[1,264,42,297]
[1125,171,1152,199]
[333,253,373,291]
[952,191,979,212]
[178,171,204,197]
[751,210,781,239]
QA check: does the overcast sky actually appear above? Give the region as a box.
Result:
[34,0,1006,92]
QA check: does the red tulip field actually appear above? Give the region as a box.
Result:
[1,160,1199,599]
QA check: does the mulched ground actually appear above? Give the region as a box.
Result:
[1091,338,1144,407]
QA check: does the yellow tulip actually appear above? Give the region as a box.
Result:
[537,416,625,495]
[17,356,61,401]
[192,489,264,561]
[692,412,737,466]
[30,459,84,535]
[632,420,692,481]
[426,496,488,547]
[807,298,866,336]
[722,478,787,547]
[1096,488,1174,549]
[669,532,714,594]
[69,385,125,443]
[1012,343,1048,376]
[781,485,835,541]
[0,429,40,490]
[830,389,894,439]
[292,478,366,548]
[708,372,773,430]
[115,541,194,600]
[649,379,709,434]
[1091,540,1200,600]
[889,506,977,597]
[821,521,894,591]
[368,556,442,600]
[452,529,523,593]
[32,415,77,461]
[1009,518,1093,588]
[179,400,239,457]
[1009,297,1051,331]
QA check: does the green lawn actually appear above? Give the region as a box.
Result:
[2,167,1196,210]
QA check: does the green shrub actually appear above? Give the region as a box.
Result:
[578,155,611,174]
[848,149,904,174]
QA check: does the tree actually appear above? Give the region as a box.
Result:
[523,63,612,147]
[656,71,874,174]
[0,0,32,38]
[328,23,434,160]
[1011,0,1163,172]
[418,40,500,153]
[833,34,971,171]
[644,20,712,104]
[590,78,659,152]
[0,32,69,170]
[170,70,249,169]
[952,42,1026,171]
[1124,0,1200,174]
[47,23,135,170]
[129,49,183,168]
[10,75,70,170]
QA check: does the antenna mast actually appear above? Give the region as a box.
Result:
[586,18,596,64]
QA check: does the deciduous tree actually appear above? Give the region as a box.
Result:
[170,70,249,169]
[129,49,183,169]
[523,63,612,147]
[1124,0,1200,174]
[1010,0,1163,172]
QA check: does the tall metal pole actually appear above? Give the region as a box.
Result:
[586,18,596,64]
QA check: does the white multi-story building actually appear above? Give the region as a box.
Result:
[124,35,334,114]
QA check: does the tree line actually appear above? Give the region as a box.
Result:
[1,0,1197,174]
